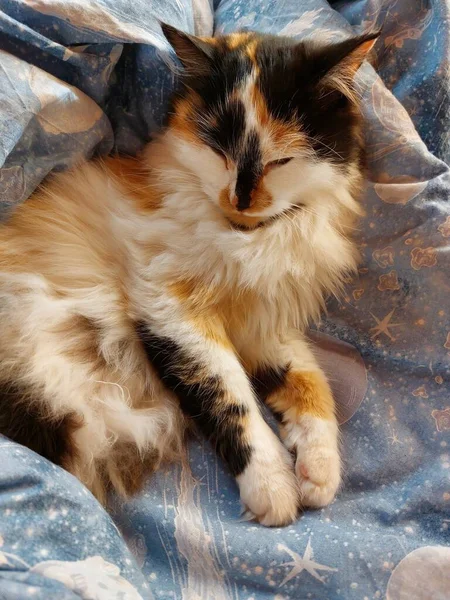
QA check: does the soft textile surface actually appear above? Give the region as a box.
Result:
[0,1,449,599]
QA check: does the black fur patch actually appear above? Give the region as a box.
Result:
[166,27,367,221]
[252,365,289,400]
[254,35,361,165]
[137,323,252,477]
[252,365,289,422]
[191,42,252,107]
[172,40,252,160]
[204,98,246,159]
[235,131,263,210]
[170,32,363,167]
[0,383,80,465]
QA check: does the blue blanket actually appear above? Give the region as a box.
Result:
[1,1,449,599]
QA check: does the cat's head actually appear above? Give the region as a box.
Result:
[161,25,377,230]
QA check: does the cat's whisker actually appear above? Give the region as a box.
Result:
[310,137,345,161]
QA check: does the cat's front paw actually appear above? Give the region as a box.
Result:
[295,442,341,508]
[283,415,341,508]
[236,443,299,527]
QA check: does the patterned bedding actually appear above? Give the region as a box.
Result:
[0,1,449,598]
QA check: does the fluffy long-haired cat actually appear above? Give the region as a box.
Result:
[0,25,377,526]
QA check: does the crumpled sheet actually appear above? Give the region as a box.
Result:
[0,1,449,599]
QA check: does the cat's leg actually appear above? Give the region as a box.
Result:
[252,334,341,508]
[137,319,299,526]
[0,372,181,503]
[0,292,182,503]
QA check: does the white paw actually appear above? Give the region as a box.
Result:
[236,440,299,527]
[283,415,341,508]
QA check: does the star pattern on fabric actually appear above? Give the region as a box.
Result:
[388,427,402,445]
[370,309,402,341]
[278,538,338,586]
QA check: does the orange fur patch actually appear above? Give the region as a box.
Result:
[219,188,272,229]
[169,279,218,311]
[51,315,105,372]
[169,94,203,142]
[105,443,159,498]
[227,32,252,50]
[250,84,309,154]
[169,279,232,350]
[169,279,258,351]
[250,83,269,126]
[266,370,335,421]
[103,155,162,212]
[249,184,272,211]
[245,39,259,65]
[199,35,217,46]
[198,316,232,350]
[0,164,131,312]
[269,119,309,153]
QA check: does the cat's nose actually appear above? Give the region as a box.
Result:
[231,194,253,211]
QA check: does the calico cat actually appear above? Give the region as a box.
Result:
[0,25,377,526]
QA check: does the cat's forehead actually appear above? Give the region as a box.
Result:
[193,33,307,159]
[213,32,300,86]
[167,24,376,168]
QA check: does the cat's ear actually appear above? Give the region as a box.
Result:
[161,23,214,74]
[311,31,379,104]
[314,31,379,80]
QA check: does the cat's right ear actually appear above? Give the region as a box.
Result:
[161,23,214,75]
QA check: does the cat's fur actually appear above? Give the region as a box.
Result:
[0,26,377,525]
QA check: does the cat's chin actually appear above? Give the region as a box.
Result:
[226,214,268,231]
[226,204,304,232]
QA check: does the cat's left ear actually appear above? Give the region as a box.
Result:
[311,31,379,104]
[161,23,215,75]
[314,31,379,80]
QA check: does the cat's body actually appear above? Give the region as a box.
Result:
[0,27,376,525]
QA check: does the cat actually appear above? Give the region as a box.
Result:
[0,25,377,526]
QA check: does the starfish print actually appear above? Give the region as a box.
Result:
[370,309,401,341]
[388,428,402,445]
[278,538,338,586]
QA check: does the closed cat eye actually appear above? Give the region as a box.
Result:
[266,157,293,169]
